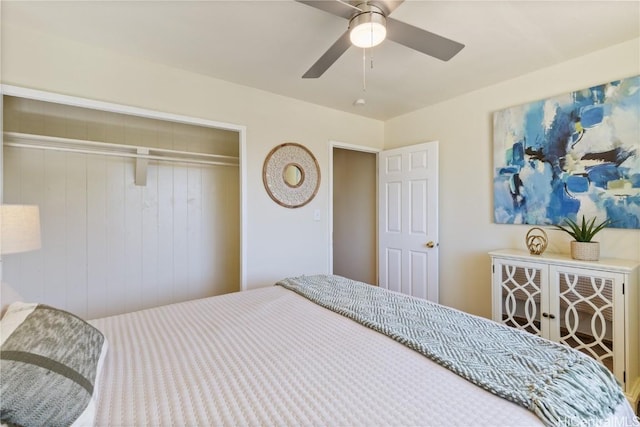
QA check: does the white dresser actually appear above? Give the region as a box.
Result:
[489,249,639,407]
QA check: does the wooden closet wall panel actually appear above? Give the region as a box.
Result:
[4,147,238,318]
[141,163,160,312]
[86,155,109,319]
[172,160,190,303]
[43,150,69,311]
[64,152,89,319]
[124,159,144,315]
[157,163,177,308]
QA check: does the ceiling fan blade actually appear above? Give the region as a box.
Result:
[302,30,351,78]
[295,0,354,19]
[386,17,464,61]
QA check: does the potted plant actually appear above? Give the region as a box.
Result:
[554,215,612,261]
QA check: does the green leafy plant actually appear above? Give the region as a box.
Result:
[554,215,613,242]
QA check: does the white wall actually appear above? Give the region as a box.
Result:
[385,37,640,317]
[1,23,385,298]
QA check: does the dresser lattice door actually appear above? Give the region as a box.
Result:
[496,260,546,336]
[549,266,624,381]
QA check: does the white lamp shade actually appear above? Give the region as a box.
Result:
[0,205,42,255]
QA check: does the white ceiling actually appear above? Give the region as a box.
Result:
[3,1,639,121]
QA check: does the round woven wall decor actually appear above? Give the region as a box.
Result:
[263,143,320,208]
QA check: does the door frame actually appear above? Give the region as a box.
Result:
[0,84,248,290]
[328,140,381,279]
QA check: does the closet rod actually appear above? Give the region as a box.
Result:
[3,131,239,167]
[4,142,238,167]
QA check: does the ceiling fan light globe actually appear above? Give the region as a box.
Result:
[349,6,387,48]
[350,21,386,48]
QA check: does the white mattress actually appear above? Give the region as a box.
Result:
[89,285,636,426]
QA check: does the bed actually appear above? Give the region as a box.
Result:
[1,274,637,427]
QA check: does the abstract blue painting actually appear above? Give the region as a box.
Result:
[493,75,640,229]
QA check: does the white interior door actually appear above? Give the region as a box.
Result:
[378,141,439,302]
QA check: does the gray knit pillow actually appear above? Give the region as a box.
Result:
[0,302,108,427]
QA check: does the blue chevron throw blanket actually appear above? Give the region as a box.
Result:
[276,274,625,427]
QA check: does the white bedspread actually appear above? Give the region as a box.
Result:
[89,286,636,426]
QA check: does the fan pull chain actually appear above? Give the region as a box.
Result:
[370,46,374,70]
[362,8,375,93]
[362,48,367,92]
[361,47,375,93]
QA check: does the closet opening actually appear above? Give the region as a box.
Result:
[2,90,244,319]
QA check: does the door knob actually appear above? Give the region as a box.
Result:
[426,241,435,248]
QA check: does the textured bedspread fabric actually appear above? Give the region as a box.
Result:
[89,286,634,427]
[277,275,625,427]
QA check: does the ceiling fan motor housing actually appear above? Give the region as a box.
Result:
[349,4,387,48]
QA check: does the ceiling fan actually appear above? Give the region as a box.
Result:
[296,0,465,78]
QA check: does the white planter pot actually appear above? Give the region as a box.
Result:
[570,241,600,261]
